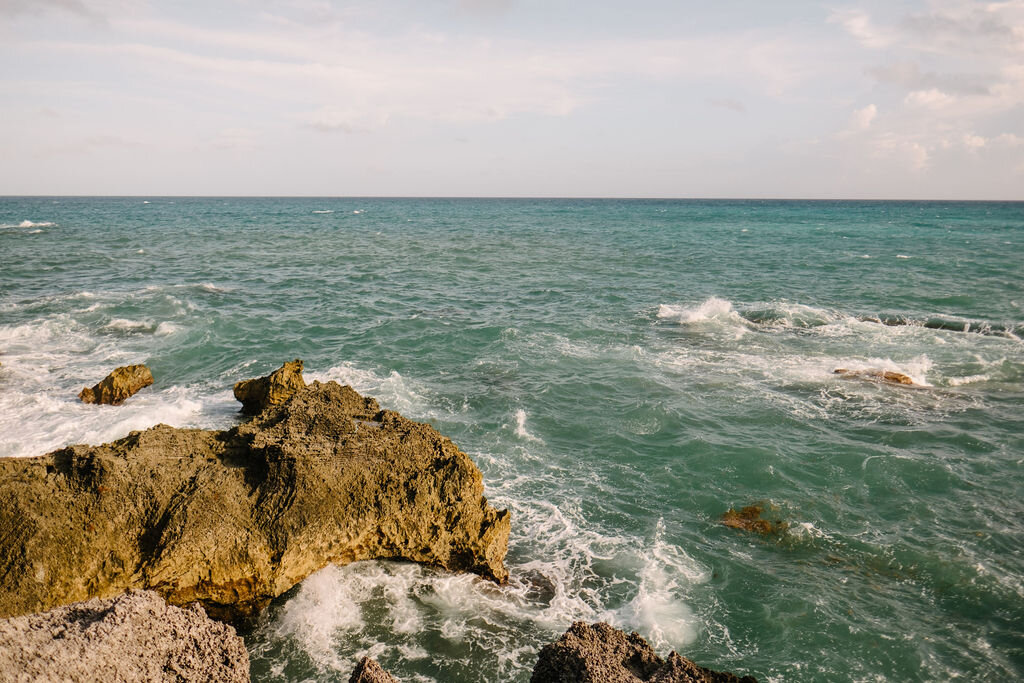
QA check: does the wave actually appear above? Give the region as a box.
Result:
[1,220,56,229]
[659,297,1022,340]
[511,408,543,443]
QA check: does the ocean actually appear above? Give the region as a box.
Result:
[1,197,1021,681]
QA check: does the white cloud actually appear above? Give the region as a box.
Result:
[851,103,877,129]
[963,133,987,150]
[903,88,956,108]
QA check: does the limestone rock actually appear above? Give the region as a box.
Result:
[349,657,399,683]
[78,364,154,405]
[233,359,306,415]
[0,380,509,624]
[0,589,249,682]
[834,368,914,385]
[531,622,757,683]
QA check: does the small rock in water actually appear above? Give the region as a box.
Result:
[721,504,789,536]
[233,358,306,414]
[531,621,757,682]
[349,657,399,683]
[833,368,914,385]
[78,364,154,405]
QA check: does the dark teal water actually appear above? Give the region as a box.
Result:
[2,198,1022,681]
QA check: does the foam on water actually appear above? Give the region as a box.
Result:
[657,297,743,326]
[1,220,56,229]
[311,363,426,416]
[511,408,543,443]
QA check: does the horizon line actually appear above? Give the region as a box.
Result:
[2,194,1023,202]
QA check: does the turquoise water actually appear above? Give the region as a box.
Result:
[1,197,1022,681]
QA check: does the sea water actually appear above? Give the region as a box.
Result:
[1,197,1021,681]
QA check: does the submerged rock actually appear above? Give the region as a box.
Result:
[78,364,154,405]
[721,504,788,536]
[0,380,509,624]
[833,368,914,385]
[531,622,757,682]
[349,657,399,683]
[233,358,306,415]
[0,589,249,682]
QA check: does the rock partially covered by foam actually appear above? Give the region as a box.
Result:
[0,380,509,624]
[0,589,249,682]
[349,657,399,683]
[78,364,154,405]
[531,622,757,683]
[233,358,307,415]
[834,368,914,385]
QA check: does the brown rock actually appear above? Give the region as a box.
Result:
[721,504,788,536]
[531,622,757,683]
[233,358,306,415]
[0,589,249,682]
[349,657,399,683]
[833,368,914,385]
[0,380,509,624]
[78,364,154,405]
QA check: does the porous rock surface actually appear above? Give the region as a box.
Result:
[233,358,306,415]
[349,657,399,683]
[833,367,914,385]
[0,380,510,623]
[531,622,757,683]
[78,364,154,405]
[0,589,249,682]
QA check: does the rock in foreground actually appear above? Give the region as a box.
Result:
[78,364,154,405]
[0,589,249,682]
[349,657,399,683]
[0,380,509,623]
[531,622,757,683]
[233,358,306,415]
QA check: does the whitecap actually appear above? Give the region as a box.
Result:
[311,362,425,415]
[657,297,741,325]
[312,210,334,214]
[896,254,911,259]
[511,408,543,443]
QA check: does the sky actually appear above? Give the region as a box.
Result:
[1,0,1022,198]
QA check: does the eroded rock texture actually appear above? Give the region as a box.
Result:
[78,364,154,405]
[349,657,399,683]
[531,622,757,683]
[233,359,307,415]
[0,381,509,624]
[0,589,249,682]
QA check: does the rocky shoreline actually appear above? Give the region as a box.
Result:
[0,360,757,682]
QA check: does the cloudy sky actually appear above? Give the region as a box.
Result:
[1,0,1022,198]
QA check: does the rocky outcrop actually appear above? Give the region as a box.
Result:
[833,368,914,385]
[78,364,154,405]
[721,504,788,536]
[0,589,249,682]
[233,359,306,415]
[0,380,509,624]
[531,622,757,683]
[349,657,399,683]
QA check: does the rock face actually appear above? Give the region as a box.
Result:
[78,364,154,405]
[233,359,306,415]
[834,368,914,385]
[531,622,757,683]
[349,657,399,683]
[0,589,249,682]
[0,380,510,624]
